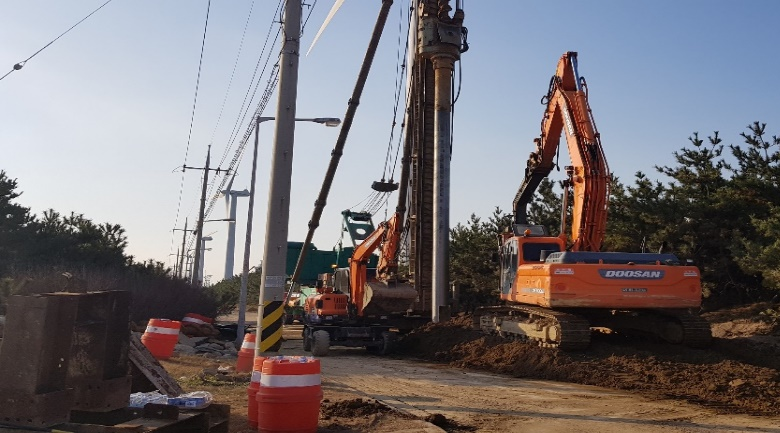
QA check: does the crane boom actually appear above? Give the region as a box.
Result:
[512,51,610,251]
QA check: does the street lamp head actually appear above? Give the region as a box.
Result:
[312,117,341,127]
[258,116,341,127]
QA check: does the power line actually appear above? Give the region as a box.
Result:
[209,0,258,151]
[169,0,213,267]
[0,0,116,82]
[184,0,319,260]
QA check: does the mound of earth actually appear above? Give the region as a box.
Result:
[397,310,780,416]
[321,398,399,418]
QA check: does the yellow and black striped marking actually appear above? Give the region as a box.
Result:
[258,300,283,353]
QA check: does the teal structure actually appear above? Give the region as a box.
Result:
[285,242,378,286]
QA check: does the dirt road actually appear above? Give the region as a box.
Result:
[279,324,780,432]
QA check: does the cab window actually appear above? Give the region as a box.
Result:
[521,243,561,262]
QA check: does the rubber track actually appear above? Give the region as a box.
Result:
[475,305,592,351]
[662,310,713,348]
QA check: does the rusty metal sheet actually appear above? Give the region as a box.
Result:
[0,294,79,394]
[0,388,74,428]
[70,375,132,412]
[67,291,132,412]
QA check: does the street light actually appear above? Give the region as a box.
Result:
[236,115,341,346]
[298,117,341,127]
[203,218,235,224]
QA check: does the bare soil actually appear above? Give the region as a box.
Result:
[170,303,780,432]
[396,305,780,417]
[161,339,435,432]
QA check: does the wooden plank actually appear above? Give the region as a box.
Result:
[128,334,184,396]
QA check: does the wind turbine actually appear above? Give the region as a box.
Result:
[220,172,250,280]
[306,0,346,56]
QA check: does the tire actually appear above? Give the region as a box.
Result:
[311,330,330,357]
[303,328,312,352]
[379,331,398,356]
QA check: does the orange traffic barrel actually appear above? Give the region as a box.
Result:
[246,355,267,429]
[256,356,322,433]
[182,313,214,325]
[235,333,256,373]
[141,319,181,360]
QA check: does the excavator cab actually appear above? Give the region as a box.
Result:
[500,225,564,295]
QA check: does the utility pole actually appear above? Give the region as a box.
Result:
[256,0,302,355]
[184,146,226,287]
[172,250,180,277]
[173,218,189,279]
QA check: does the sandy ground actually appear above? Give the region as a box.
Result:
[275,324,780,433]
[193,306,780,432]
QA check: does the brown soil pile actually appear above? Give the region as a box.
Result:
[321,398,398,418]
[425,413,476,432]
[397,312,780,416]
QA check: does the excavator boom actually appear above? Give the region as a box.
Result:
[513,51,610,251]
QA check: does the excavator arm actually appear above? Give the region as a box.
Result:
[512,51,610,251]
[348,212,414,316]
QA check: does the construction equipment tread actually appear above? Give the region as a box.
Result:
[475,305,592,351]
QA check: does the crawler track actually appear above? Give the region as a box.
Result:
[663,309,713,348]
[474,305,592,351]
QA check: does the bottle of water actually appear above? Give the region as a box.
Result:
[128,391,167,408]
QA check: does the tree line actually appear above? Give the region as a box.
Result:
[0,171,217,320]
[2,122,777,318]
[451,122,780,310]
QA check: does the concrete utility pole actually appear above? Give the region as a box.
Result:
[189,147,210,287]
[256,0,302,355]
[174,218,188,278]
[185,147,227,286]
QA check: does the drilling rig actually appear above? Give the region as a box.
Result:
[297,0,468,355]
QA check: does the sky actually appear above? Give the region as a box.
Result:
[1,0,778,285]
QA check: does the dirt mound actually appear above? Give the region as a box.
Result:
[425,413,476,432]
[321,398,398,418]
[397,313,780,416]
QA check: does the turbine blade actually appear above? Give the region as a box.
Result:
[306,0,345,57]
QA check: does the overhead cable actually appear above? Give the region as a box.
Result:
[0,0,115,82]
[170,0,213,265]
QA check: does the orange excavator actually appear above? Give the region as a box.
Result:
[302,210,417,356]
[473,52,712,350]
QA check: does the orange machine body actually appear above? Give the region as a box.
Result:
[501,230,702,310]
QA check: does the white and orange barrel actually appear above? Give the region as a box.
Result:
[140,319,181,360]
[246,355,267,429]
[235,332,256,373]
[256,356,322,433]
[182,313,214,325]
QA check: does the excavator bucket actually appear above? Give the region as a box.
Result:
[363,281,417,316]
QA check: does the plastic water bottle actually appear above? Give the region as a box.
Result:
[128,391,167,408]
